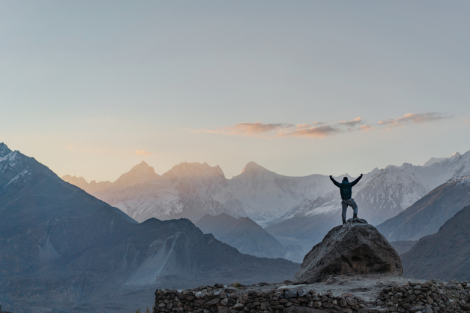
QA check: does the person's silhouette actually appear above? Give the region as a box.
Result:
[329,174,363,225]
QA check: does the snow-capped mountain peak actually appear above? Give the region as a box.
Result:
[113,161,160,187]
[240,161,271,175]
[423,152,461,167]
[163,162,226,182]
[0,143,12,158]
[0,146,35,190]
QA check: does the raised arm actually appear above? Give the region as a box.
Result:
[329,175,341,187]
[350,174,363,187]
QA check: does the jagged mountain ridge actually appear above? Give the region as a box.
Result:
[63,161,337,224]
[377,175,470,241]
[422,152,461,167]
[0,143,299,312]
[271,150,470,226]
[195,213,286,258]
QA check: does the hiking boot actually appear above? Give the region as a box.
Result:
[353,214,358,219]
[342,219,346,225]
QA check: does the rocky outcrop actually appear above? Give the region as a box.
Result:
[153,279,470,313]
[294,219,402,284]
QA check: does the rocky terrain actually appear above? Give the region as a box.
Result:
[153,277,470,313]
[377,176,470,242]
[294,219,402,284]
[195,213,286,259]
[401,205,470,281]
[0,143,299,313]
[152,216,470,312]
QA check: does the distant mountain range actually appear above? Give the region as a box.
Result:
[0,143,299,313]
[63,161,336,225]
[195,213,286,259]
[402,204,470,281]
[63,149,470,263]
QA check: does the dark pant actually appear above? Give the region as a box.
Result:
[341,199,358,221]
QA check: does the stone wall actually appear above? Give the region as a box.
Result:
[153,280,470,313]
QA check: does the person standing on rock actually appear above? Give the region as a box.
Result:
[329,174,363,225]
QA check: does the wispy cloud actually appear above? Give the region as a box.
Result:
[136,150,151,155]
[359,124,375,132]
[378,112,450,128]
[338,117,362,128]
[279,125,342,138]
[196,121,345,139]
[195,122,292,136]
[195,112,450,139]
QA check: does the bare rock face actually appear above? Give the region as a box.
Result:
[293,218,402,284]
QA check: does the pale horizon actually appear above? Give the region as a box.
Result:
[35,145,467,183]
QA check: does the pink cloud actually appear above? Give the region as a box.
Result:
[379,112,450,128]
[195,122,292,136]
[196,117,375,139]
[279,125,342,138]
[338,117,362,127]
[296,124,311,129]
[359,125,375,132]
[136,150,151,155]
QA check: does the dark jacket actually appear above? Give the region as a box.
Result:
[330,175,363,200]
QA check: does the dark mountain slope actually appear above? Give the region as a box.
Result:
[0,143,299,313]
[377,176,470,241]
[389,241,418,255]
[196,213,286,258]
[402,205,470,281]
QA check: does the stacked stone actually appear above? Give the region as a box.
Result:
[153,284,371,313]
[376,280,470,313]
[153,280,470,313]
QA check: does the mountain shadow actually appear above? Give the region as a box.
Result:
[402,205,470,281]
[195,213,286,258]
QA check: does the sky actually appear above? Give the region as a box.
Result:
[1,1,470,182]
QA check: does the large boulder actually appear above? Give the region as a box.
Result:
[293,219,402,283]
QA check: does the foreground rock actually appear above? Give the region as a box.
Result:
[294,219,402,284]
[153,276,470,313]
